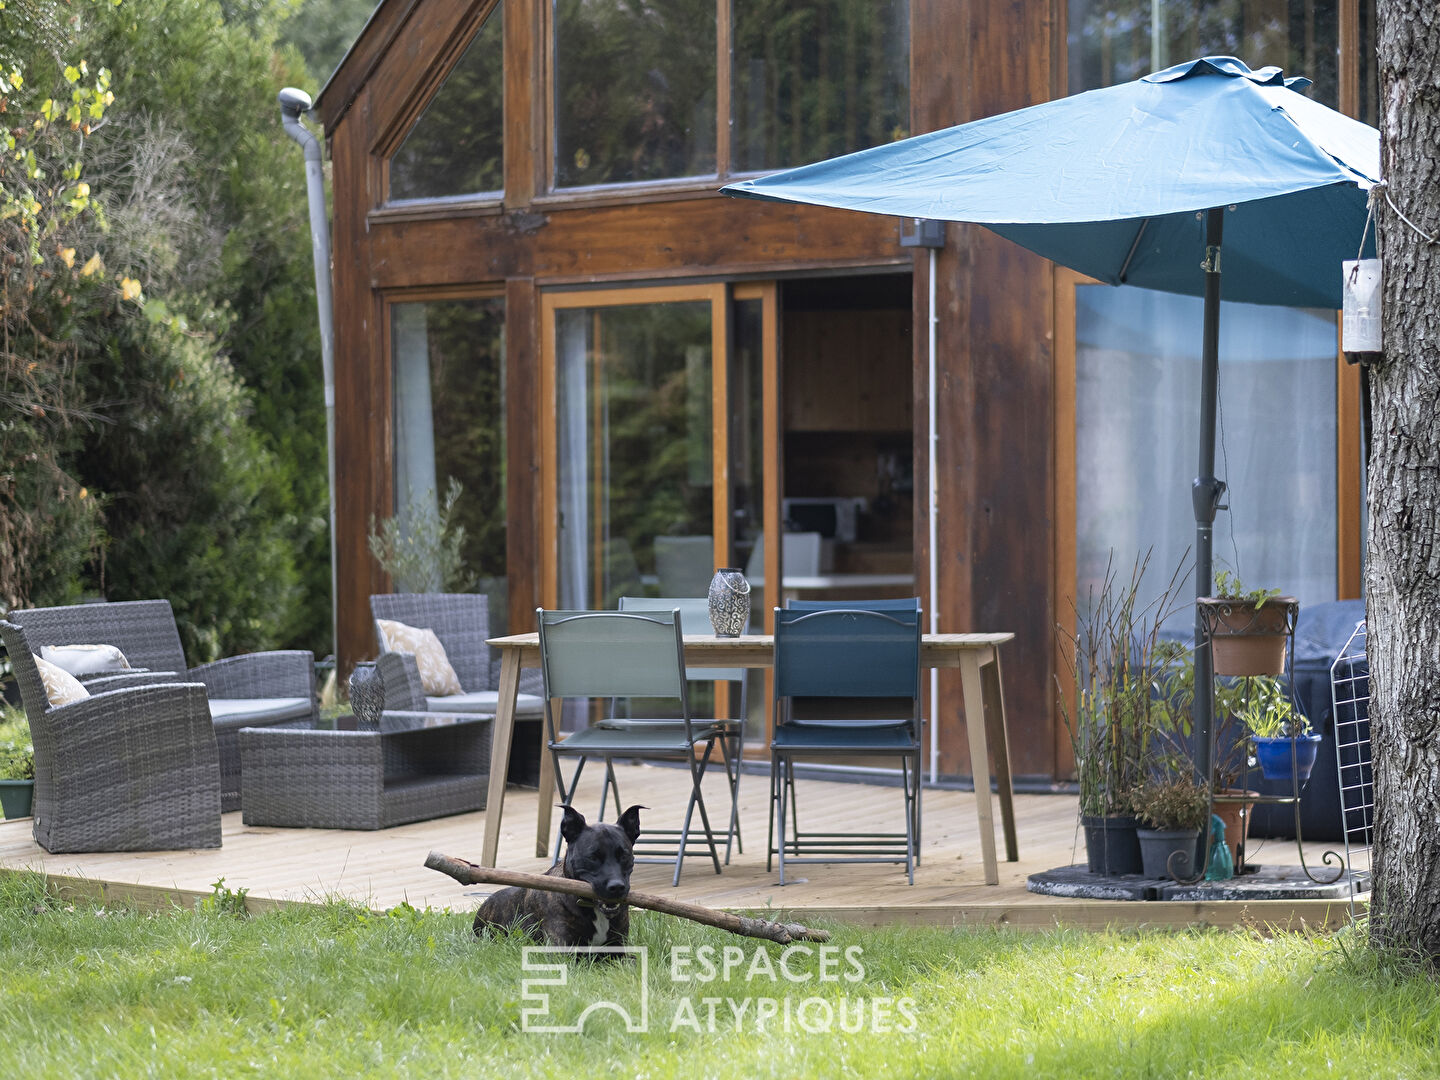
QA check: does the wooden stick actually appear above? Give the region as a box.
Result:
[424,851,831,944]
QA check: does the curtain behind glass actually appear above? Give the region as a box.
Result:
[1074,285,1337,630]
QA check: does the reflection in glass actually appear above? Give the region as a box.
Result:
[1074,285,1337,630]
[556,302,714,609]
[553,0,716,187]
[1067,0,1338,107]
[391,298,509,632]
[389,7,504,201]
[732,0,910,172]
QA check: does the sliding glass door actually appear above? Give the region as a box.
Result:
[542,285,729,610]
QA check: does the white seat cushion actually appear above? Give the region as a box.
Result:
[424,690,545,719]
[39,643,131,677]
[208,697,313,722]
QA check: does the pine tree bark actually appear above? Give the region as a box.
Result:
[1368,0,1440,962]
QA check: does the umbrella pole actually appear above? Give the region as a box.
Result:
[1193,206,1228,791]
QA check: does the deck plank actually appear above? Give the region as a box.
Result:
[0,763,1360,930]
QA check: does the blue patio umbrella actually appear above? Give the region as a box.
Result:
[722,56,1380,786]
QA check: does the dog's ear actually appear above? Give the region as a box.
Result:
[560,805,588,844]
[618,804,645,843]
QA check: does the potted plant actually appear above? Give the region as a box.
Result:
[1240,676,1322,782]
[1059,551,1190,876]
[1131,775,1210,880]
[1197,570,1296,677]
[0,714,35,820]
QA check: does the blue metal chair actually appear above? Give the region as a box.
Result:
[538,608,724,886]
[770,606,923,885]
[785,597,922,613]
[616,596,746,861]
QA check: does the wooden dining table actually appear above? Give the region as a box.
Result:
[481,631,1019,884]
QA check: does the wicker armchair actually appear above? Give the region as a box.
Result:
[0,620,222,852]
[369,593,544,715]
[9,600,316,811]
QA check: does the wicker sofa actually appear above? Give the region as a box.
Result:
[0,619,222,852]
[9,600,316,811]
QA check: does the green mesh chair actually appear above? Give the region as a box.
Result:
[617,596,747,861]
[770,606,923,885]
[538,608,724,886]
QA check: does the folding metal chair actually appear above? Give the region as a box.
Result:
[538,608,724,886]
[617,596,747,861]
[769,606,923,885]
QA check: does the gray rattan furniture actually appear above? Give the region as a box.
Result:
[238,710,493,829]
[370,592,545,716]
[0,620,222,852]
[10,600,316,812]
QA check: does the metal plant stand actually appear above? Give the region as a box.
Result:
[1173,599,1345,886]
[1330,619,1373,915]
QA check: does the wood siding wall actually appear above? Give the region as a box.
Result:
[324,0,1065,782]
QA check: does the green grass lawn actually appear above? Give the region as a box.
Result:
[1,872,1435,1079]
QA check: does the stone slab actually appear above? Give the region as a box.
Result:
[1027,863,1368,902]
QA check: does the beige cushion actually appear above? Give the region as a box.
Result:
[376,619,462,696]
[33,655,91,706]
[39,642,132,678]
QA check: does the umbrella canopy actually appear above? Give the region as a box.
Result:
[721,55,1381,797]
[722,56,1379,308]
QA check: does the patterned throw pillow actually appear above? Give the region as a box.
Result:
[375,619,463,696]
[33,655,92,707]
[39,642,132,678]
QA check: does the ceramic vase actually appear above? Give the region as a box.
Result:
[707,568,751,637]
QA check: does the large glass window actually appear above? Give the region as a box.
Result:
[391,297,509,630]
[1074,285,1337,628]
[1067,0,1339,106]
[555,301,714,607]
[732,0,910,172]
[389,6,504,201]
[552,0,716,188]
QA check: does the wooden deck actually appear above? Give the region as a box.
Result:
[0,763,1361,931]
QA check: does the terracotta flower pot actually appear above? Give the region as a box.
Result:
[1212,789,1260,865]
[1199,597,1295,676]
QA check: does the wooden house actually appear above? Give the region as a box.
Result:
[314,0,1374,786]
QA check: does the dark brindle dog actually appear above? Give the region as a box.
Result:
[472,804,643,947]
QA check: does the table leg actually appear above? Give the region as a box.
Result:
[535,711,556,858]
[959,652,999,885]
[980,648,1018,862]
[481,648,522,868]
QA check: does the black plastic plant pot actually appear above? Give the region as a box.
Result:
[1137,827,1201,879]
[1081,814,1143,876]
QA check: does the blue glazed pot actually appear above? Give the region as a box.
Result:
[1253,733,1323,781]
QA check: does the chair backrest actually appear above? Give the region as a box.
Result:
[773,608,921,700]
[538,609,688,703]
[786,597,922,613]
[744,531,824,581]
[617,596,747,683]
[9,600,187,675]
[653,536,714,596]
[370,593,491,691]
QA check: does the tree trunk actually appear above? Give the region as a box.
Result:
[1368,0,1440,962]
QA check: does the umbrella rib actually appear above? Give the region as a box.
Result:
[1117,218,1151,283]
